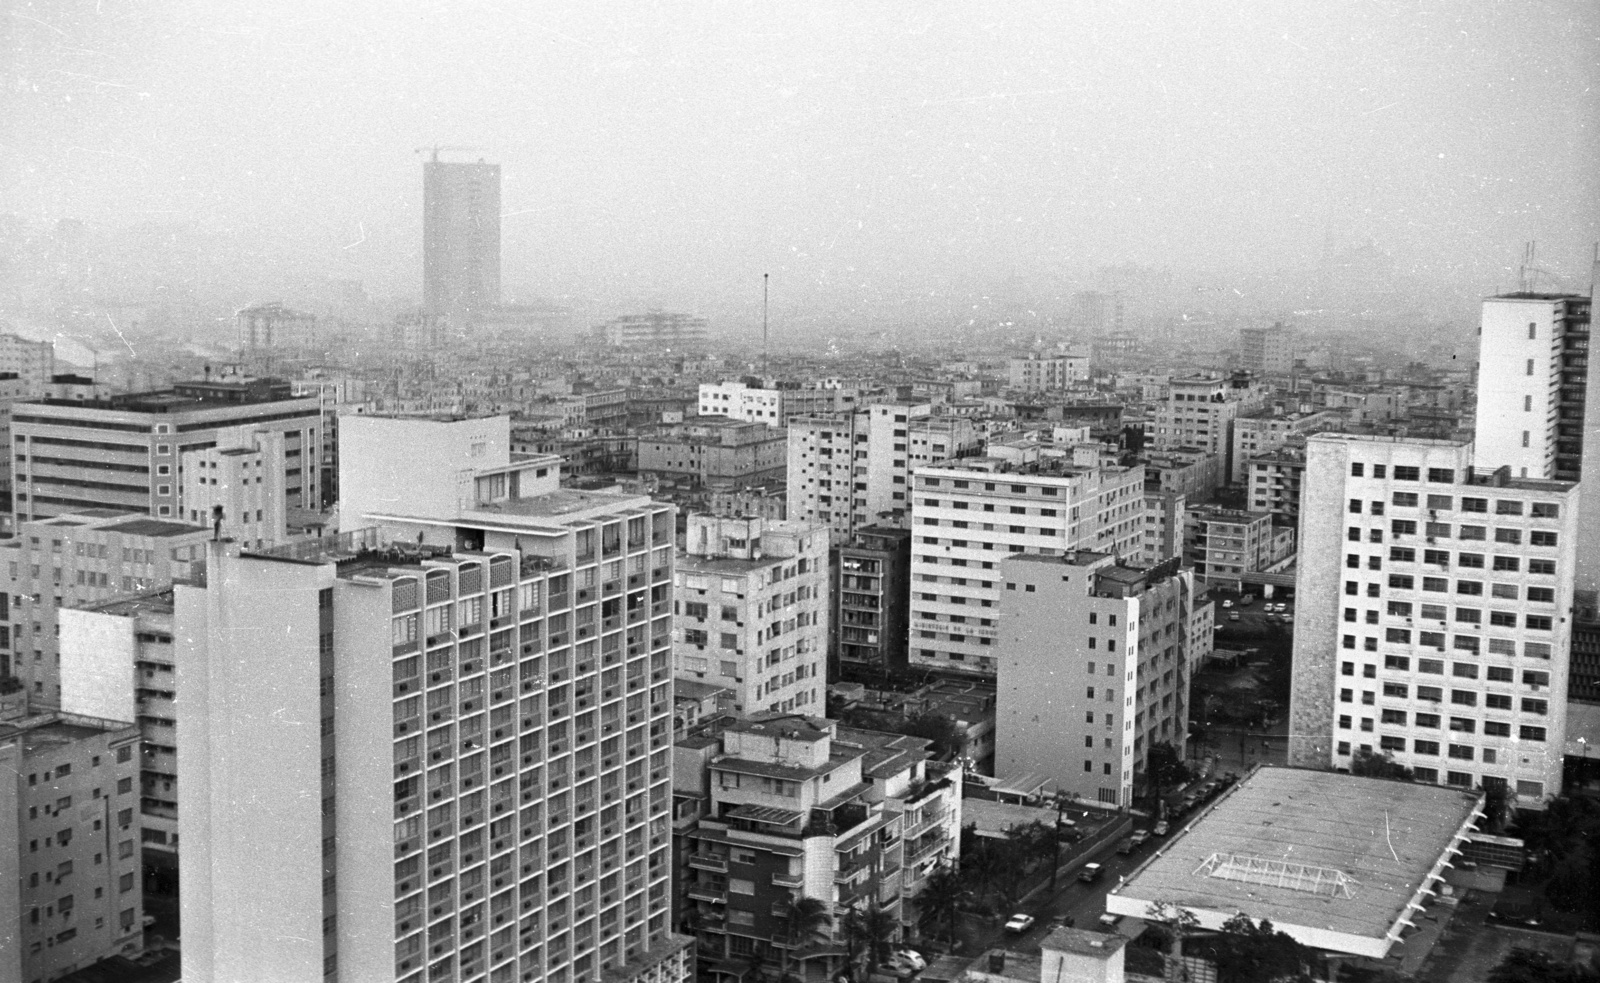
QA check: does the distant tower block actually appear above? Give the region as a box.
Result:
[236,302,316,351]
[422,156,502,321]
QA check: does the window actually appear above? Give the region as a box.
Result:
[1531,502,1560,519]
[1392,520,1417,536]
[1484,721,1511,737]
[1390,547,1415,562]
[1418,659,1444,675]
[1448,744,1474,761]
[1486,693,1512,710]
[1487,666,1513,683]
[1427,468,1454,484]
[1413,740,1439,756]
[1422,577,1448,593]
[1349,499,1363,513]
[1350,463,1365,477]
[1456,581,1482,596]
[1452,663,1478,679]
[1450,690,1477,707]
[1529,559,1555,575]
[1456,553,1483,568]
[1380,735,1405,752]
[1458,525,1486,541]
[1381,683,1408,698]
[1531,531,1558,547]
[1525,615,1553,631]
[1494,529,1522,546]
[1427,494,1453,511]
[1519,726,1546,742]
[1383,652,1410,668]
[1522,699,1548,716]
[1524,670,1550,687]
[1393,492,1419,508]
[1415,713,1440,728]
[1393,466,1420,481]
[1381,709,1407,725]
[1492,556,1520,572]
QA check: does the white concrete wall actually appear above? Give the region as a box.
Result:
[1476,298,1560,479]
[58,608,137,721]
[340,414,511,528]
[177,546,330,983]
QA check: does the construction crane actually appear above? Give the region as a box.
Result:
[414,145,482,163]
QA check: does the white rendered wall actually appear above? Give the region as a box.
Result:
[177,546,330,983]
[1475,298,1560,478]
[340,414,511,527]
[58,608,137,721]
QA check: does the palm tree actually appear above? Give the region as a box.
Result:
[917,864,966,942]
[776,897,834,983]
[843,904,899,979]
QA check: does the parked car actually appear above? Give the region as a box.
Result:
[890,950,926,974]
[1181,794,1199,811]
[1116,837,1135,855]
[1240,595,1256,606]
[1078,862,1104,883]
[1153,820,1169,836]
[1005,913,1036,934]
[1099,913,1123,929]
[1228,612,1241,622]
[1221,599,1233,608]
[1129,829,1150,846]
[1049,915,1077,930]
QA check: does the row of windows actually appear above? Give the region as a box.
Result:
[1340,685,1538,713]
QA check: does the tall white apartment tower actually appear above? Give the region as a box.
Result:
[672,514,829,715]
[1474,292,1592,483]
[908,459,1146,676]
[997,552,1196,806]
[786,400,935,539]
[177,415,690,983]
[1287,433,1579,807]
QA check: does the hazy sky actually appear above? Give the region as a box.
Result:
[6,0,1598,318]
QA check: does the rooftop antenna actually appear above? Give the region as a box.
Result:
[762,273,769,380]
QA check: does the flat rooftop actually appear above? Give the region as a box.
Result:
[1107,767,1480,958]
[465,488,653,520]
[102,517,209,538]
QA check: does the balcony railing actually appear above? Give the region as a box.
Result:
[771,871,804,889]
[686,886,727,904]
[687,853,728,873]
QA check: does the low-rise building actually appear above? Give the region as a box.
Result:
[1246,444,1308,522]
[1182,505,1282,583]
[673,714,962,980]
[639,418,786,489]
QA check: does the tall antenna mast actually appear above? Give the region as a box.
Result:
[762,273,769,379]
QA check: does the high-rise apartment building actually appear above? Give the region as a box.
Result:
[672,515,828,715]
[834,526,912,676]
[1,512,209,705]
[10,372,321,524]
[908,459,1146,676]
[0,708,146,983]
[236,302,317,352]
[697,381,856,425]
[1287,434,1578,806]
[177,414,688,983]
[423,158,502,321]
[593,312,709,349]
[59,589,182,866]
[787,401,981,541]
[1238,322,1296,377]
[177,427,290,547]
[997,552,1196,806]
[1007,354,1089,391]
[1473,292,1591,483]
[1148,373,1265,488]
[0,332,57,392]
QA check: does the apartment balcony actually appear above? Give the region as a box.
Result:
[687,886,728,904]
[687,853,728,873]
[771,871,804,889]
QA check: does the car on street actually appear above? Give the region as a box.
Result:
[1116,837,1135,855]
[1098,913,1123,929]
[1129,829,1150,846]
[1049,915,1077,930]
[1181,794,1199,811]
[1078,863,1104,883]
[1240,595,1255,606]
[1005,913,1036,934]
[1221,599,1233,608]
[1153,820,1169,836]
[1228,612,1241,622]
[890,950,926,974]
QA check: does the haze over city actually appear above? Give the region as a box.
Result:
[6,0,1598,331]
